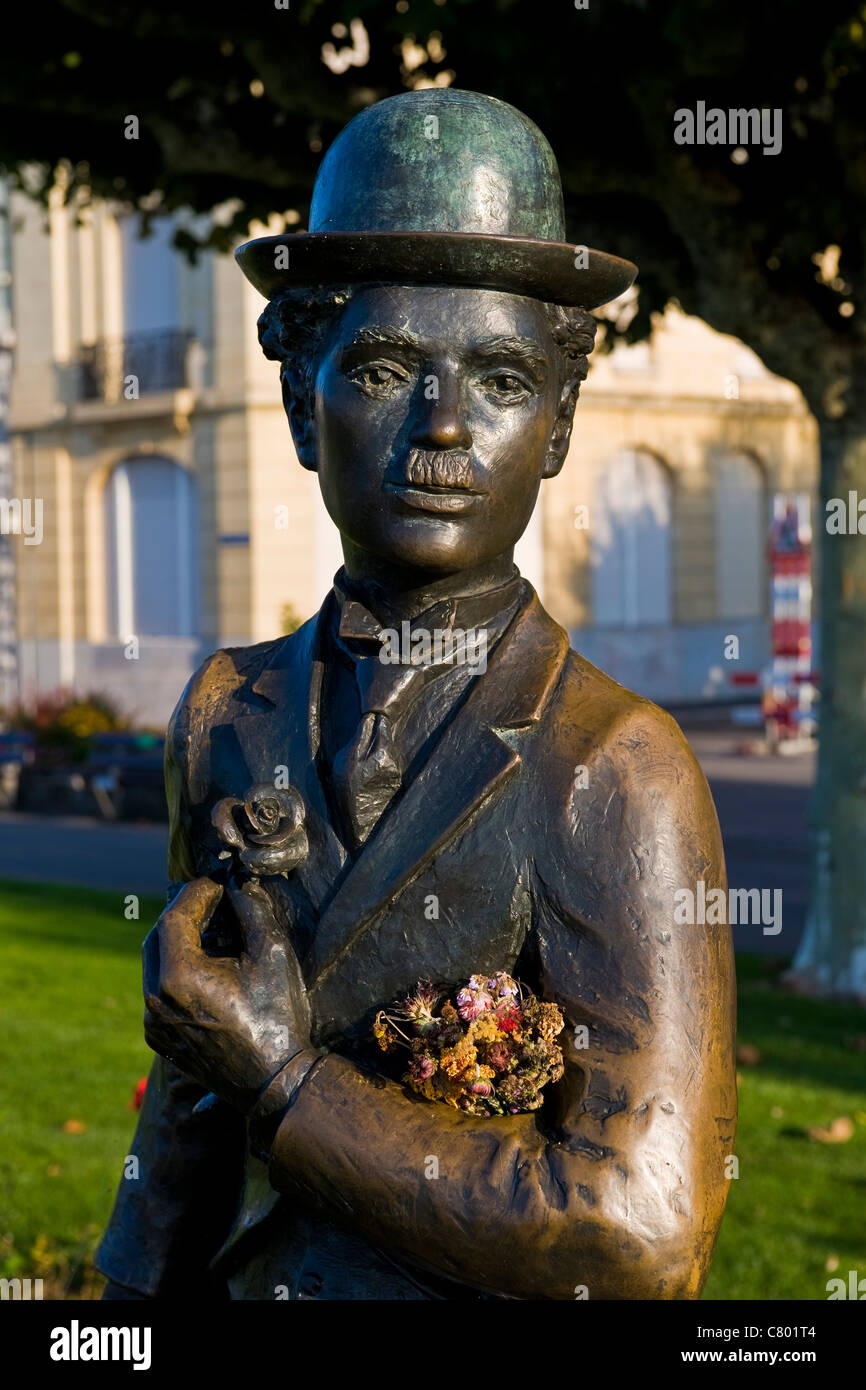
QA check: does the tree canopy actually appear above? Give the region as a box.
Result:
[2,0,863,412]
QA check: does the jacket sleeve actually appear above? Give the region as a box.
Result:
[262,704,737,1300]
[96,662,247,1297]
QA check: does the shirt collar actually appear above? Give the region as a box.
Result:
[332,567,523,647]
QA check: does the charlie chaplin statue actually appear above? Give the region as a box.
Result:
[98,89,736,1301]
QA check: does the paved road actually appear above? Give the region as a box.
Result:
[0,730,814,956]
[0,812,168,897]
[688,731,815,958]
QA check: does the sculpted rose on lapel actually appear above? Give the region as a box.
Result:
[212,783,308,877]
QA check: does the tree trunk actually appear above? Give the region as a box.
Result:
[787,414,866,1001]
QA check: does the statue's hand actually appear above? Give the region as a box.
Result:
[142,875,312,1116]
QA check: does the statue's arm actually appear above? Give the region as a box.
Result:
[263,708,737,1300]
[98,663,247,1298]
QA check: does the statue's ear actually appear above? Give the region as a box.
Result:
[281,368,318,472]
[542,377,580,479]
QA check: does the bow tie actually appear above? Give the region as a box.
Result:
[337,595,458,660]
[333,570,524,652]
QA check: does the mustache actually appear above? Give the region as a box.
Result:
[399,448,476,491]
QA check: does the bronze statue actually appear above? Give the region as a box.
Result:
[98,89,736,1301]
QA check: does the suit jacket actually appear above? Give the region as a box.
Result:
[97,579,736,1300]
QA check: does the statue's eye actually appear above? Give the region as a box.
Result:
[349,363,406,392]
[481,372,531,399]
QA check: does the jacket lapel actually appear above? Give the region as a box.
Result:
[232,602,322,793]
[306,586,569,999]
[231,597,347,915]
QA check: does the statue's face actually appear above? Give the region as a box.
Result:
[304,285,572,575]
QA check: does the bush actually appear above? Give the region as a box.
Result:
[1,689,128,765]
[280,602,303,636]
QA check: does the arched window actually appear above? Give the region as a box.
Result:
[715,452,766,619]
[104,458,197,638]
[591,449,672,627]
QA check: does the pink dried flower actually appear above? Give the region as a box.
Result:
[409,1054,437,1082]
[456,985,494,1021]
[469,1079,493,1097]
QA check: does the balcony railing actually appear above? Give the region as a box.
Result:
[79,329,195,401]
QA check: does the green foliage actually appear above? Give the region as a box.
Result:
[279,601,303,635]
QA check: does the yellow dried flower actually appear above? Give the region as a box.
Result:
[470,1015,501,1044]
[441,1040,476,1078]
[373,1012,399,1052]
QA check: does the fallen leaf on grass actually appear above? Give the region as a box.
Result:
[809,1116,854,1144]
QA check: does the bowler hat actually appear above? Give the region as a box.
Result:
[235,89,636,310]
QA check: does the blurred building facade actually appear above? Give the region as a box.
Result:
[7,188,819,724]
[541,311,819,704]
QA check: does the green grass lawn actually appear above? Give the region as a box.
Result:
[1,880,864,1299]
[703,955,866,1300]
[0,880,158,1296]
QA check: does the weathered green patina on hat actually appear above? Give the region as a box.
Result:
[236,88,636,309]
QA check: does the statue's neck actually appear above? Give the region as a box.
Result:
[338,546,519,625]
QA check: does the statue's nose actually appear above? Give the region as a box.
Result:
[409,371,472,452]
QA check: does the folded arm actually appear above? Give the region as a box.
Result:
[263,712,737,1300]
